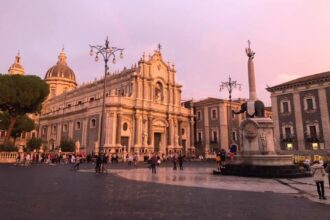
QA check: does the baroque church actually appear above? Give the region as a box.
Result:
[39,48,195,157]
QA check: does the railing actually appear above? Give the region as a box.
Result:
[0,152,18,163]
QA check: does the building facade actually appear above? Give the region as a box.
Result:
[39,49,194,157]
[267,71,330,158]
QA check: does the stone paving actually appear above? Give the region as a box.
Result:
[81,164,330,205]
[1,162,330,220]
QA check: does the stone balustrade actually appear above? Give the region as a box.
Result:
[0,152,18,163]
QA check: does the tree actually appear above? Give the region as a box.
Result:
[26,137,43,152]
[0,74,49,144]
[0,112,35,144]
[60,138,75,152]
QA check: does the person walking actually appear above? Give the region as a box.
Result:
[172,154,178,170]
[325,163,330,189]
[73,155,80,170]
[220,149,226,168]
[311,161,327,200]
[178,154,185,170]
[95,155,101,174]
[150,153,157,174]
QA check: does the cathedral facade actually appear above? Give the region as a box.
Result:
[39,49,195,157]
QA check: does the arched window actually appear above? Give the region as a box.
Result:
[90,118,96,128]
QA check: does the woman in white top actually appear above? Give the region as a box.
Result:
[311,161,326,200]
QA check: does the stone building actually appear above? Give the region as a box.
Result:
[39,49,194,157]
[267,71,330,159]
[191,97,272,157]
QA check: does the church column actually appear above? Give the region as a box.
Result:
[318,88,330,149]
[134,113,140,146]
[271,94,281,151]
[190,117,195,147]
[293,92,304,150]
[68,121,73,139]
[104,112,113,147]
[56,122,61,147]
[148,116,153,145]
[116,113,122,146]
[82,118,88,148]
[178,119,182,146]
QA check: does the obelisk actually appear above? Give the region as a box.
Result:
[245,40,257,101]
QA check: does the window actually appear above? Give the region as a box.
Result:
[181,128,185,135]
[63,124,68,132]
[52,125,57,134]
[284,127,291,139]
[197,132,202,143]
[77,101,83,105]
[42,127,47,135]
[76,121,81,130]
[232,131,237,141]
[306,98,314,111]
[212,131,218,143]
[309,125,317,138]
[312,142,319,150]
[67,104,72,108]
[89,97,95,102]
[282,101,289,113]
[90,119,96,128]
[123,122,128,131]
[211,109,217,119]
[197,111,202,121]
[31,132,36,138]
[304,96,316,112]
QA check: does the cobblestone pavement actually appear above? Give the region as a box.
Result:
[0,162,330,220]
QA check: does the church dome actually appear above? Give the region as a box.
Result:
[44,48,77,98]
[8,52,25,75]
[44,49,77,83]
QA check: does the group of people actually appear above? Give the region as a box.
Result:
[148,153,185,174]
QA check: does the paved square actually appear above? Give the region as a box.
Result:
[0,162,329,220]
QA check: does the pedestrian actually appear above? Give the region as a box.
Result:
[95,155,101,174]
[178,154,185,170]
[73,155,80,170]
[172,154,178,170]
[101,154,108,173]
[311,161,327,200]
[229,144,237,161]
[216,152,221,170]
[220,148,226,168]
[150,153,157,174]
[325,163,330,189]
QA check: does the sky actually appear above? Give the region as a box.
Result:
[1,0,330,106]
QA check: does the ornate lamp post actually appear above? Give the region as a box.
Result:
[89,37,124,155]
[219,75,241,144]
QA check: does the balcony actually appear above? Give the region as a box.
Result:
[280,134,295,143]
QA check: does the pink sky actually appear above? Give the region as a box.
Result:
[1,0,330,105]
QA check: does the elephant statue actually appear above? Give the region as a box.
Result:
[233,100,265,118]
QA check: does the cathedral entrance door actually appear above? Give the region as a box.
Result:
[154,133,161,153]
[121,137,129,151]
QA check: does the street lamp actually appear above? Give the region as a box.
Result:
[219,75,241,144]
[89,36,124,155]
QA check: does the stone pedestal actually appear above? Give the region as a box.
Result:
[217,118,310,178]
[237,118,293,166]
